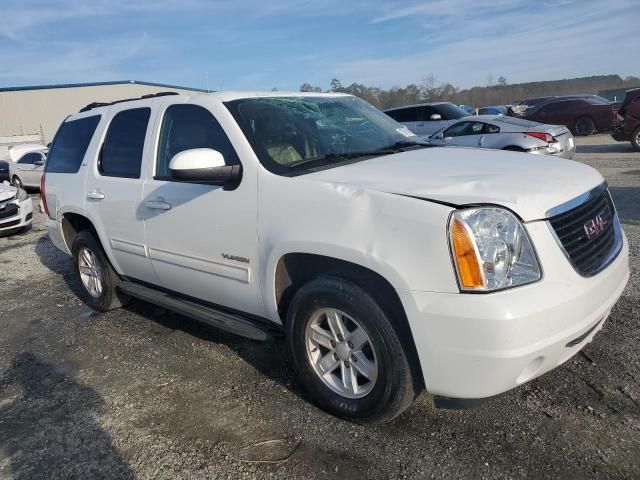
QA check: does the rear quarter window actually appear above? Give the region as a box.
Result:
[45,115,101,174]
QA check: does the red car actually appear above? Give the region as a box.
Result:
[611,88,640,151]
[524,97,617,136]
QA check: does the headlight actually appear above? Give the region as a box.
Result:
[17,188,29,201]
[449,207,541,291]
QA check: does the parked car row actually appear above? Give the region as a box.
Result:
[386,103,576,159]
[521,96,617,136]
[438,94,621,137]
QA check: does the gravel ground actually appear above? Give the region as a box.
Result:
[0,134,638,479]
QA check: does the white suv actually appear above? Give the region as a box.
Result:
[43,91,629,423]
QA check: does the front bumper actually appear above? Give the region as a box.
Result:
[611,126,630,142]
[0,197,33,234]
[400,221,629,399]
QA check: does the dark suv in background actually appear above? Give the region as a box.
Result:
[611,88,640,151]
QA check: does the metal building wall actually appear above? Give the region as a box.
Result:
[0,83,203,146]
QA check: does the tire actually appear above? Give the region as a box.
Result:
[11,176,23,189]
[631,126,640,152]
[71,231,128,312]
[287,276,417,424]
[573,116,595,136]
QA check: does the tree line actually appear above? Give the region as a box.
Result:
[300,74,640,110]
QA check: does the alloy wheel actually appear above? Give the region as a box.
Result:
[305,308,378,399]
[78,247,103,298]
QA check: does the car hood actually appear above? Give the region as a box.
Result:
[0,182,17,202]
[305,146,603,221]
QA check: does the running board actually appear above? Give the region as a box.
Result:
[118,281,275,341]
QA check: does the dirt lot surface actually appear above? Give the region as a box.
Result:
[0,134,638,479]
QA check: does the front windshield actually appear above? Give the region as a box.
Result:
[225,95,420,175]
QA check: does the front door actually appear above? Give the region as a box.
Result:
[84,103,159,285]
[442,121,487,147]
[142,98,263,316]
[15,152,42,187]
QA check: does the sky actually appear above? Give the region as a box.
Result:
[0,0,638,92]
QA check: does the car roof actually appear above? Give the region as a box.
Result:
[384,102,451,112]
[69,91,353,119]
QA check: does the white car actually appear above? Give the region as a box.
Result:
[429,116,577,159]
[9,148,47,189]
[0,181,33,235]
[43,91,629,423]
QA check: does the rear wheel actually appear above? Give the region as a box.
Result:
[72,231,128,312]
[574,116,595,136]
[631,126,640,152]
[11,176,23,189]
[287,276,417,424]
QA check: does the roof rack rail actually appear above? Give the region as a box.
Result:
[79,91,179,112]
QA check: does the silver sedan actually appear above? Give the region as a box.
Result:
[429,115,576,159]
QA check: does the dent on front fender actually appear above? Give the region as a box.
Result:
[257,172,459,321]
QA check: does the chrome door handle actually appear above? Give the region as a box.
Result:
[145,200,172,211]
[87,190,105,200]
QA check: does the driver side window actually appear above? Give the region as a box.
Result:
[444,121,485,137]
[18,153,39,164]
[155,104,239,180]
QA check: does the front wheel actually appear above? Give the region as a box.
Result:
[72,231,128,312]
[287,277,417,424]
[631,126,640,152]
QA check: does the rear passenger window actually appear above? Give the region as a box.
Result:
[99,108,151,178]
[45,115,101,174]
[155,104,239,180]
[385,107,417,123]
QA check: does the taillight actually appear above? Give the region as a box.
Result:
[525,132,556,143]
[40,172,49,217]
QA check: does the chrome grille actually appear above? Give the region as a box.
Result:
[548,184,622,277]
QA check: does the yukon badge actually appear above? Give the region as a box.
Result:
[221,253,250,264]
[583,210,610,240]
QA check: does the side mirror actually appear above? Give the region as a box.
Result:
[430,114,442,121]
[34,160,45,166]
[432,131,444,140]
[169,148,242,187]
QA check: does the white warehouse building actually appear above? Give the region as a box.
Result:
[0,80,206,160]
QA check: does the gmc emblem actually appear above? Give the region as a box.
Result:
[584,210,609,240]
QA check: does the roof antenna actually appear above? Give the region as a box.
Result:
[206,71,209,94]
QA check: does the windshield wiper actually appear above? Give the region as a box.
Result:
[286,141,432,171]
[379,140,433,150]
[287,149,398,169]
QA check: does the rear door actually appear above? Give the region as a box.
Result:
[84,102,160,285]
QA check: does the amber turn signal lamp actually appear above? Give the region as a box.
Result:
[450,218,484,289]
